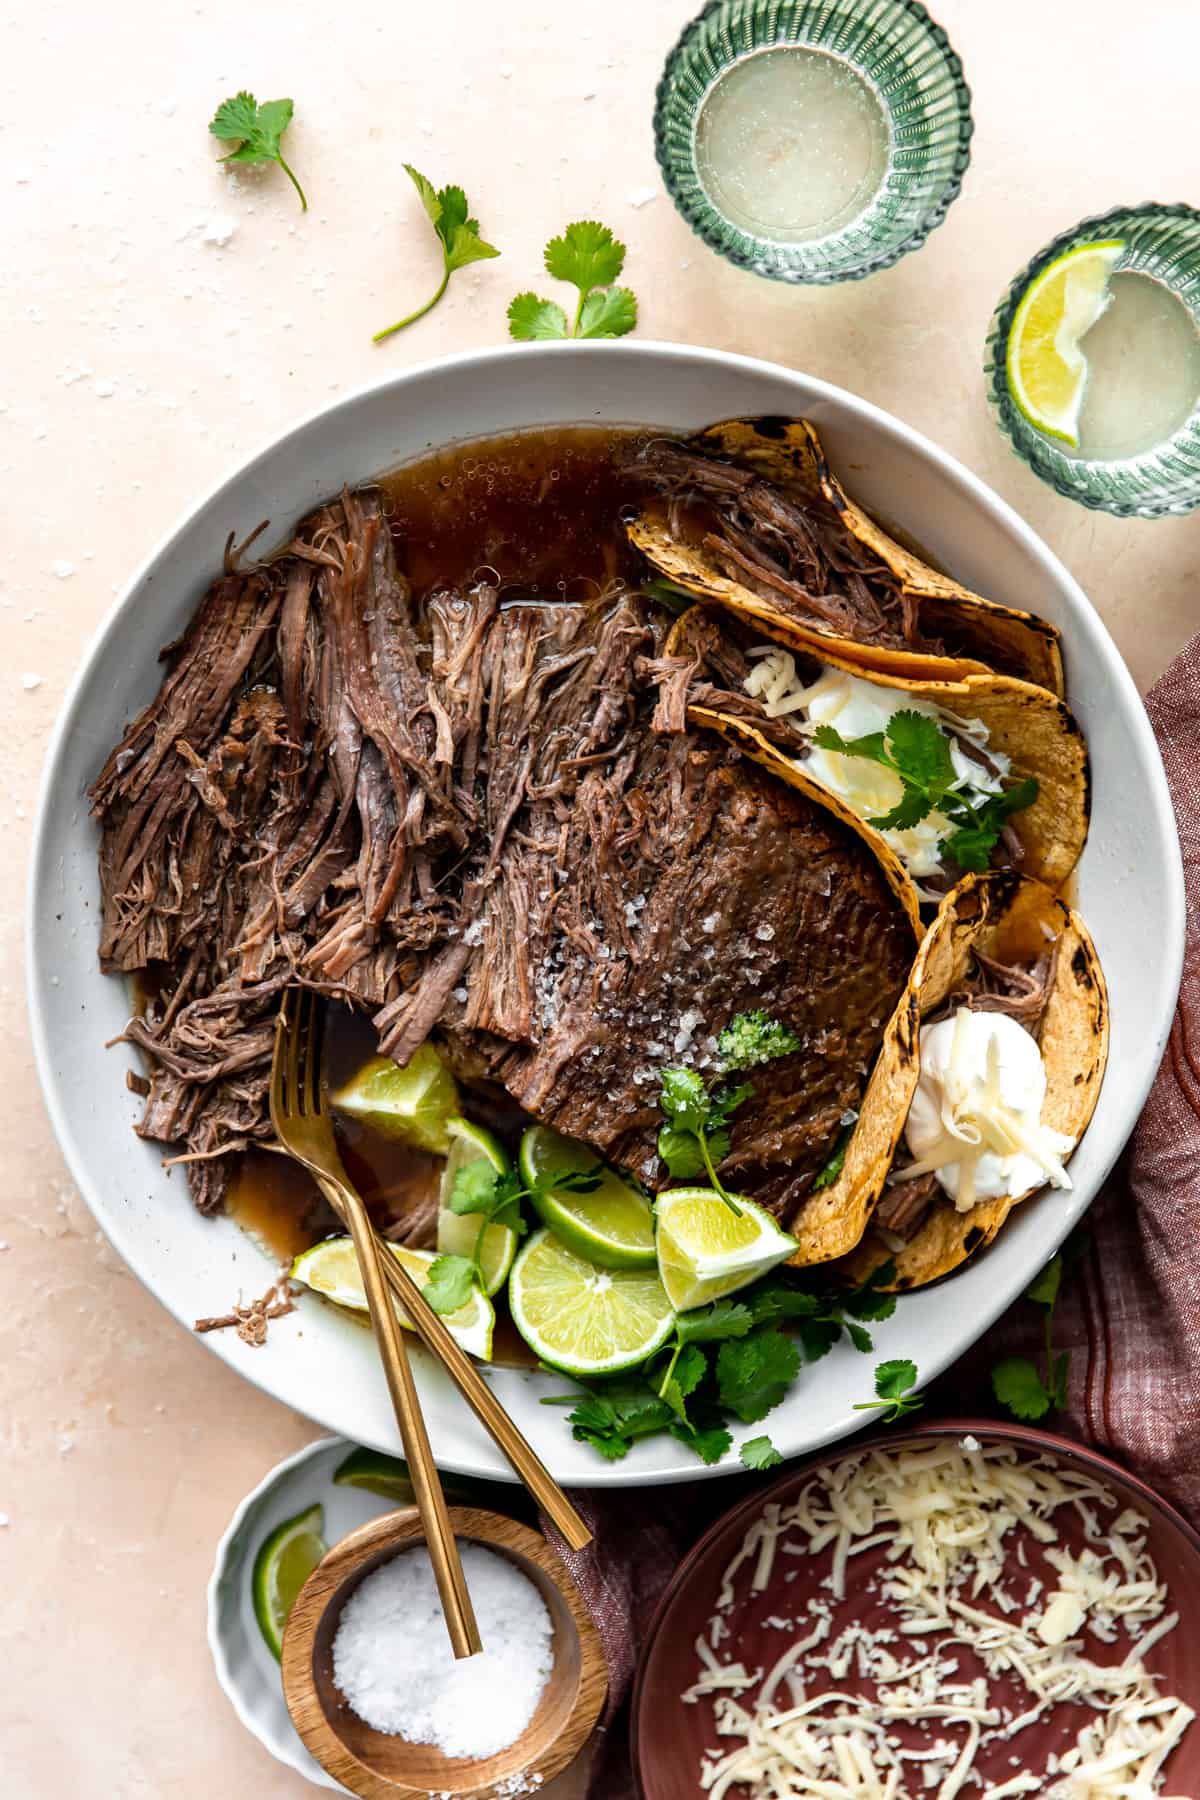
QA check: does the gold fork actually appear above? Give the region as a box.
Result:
[270,987,481,1657]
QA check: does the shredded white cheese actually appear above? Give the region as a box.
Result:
[685,1445,1192,1800]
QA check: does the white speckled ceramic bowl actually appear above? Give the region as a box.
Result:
[29,343,1184,1484]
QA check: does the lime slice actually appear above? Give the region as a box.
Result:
[508,1227,675,1377]
[1006,239,1124,446]
[519,1125,657,1270]
[291,1237,495,1361]
[436,1117,518,1298]
[252,1501,326,1660]
[330,1043,460,1153]
[654,1187,798,1312]
[332,1447,483,1508]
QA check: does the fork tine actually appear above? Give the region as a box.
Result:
[296,987,317,1118]
[285,985,303,1117]
[305,990,324,1117]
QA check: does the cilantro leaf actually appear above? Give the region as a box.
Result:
[423,1252,477,1315]
[853,1357,924,1423]
[209,91,307,211]
[507,293,570,340]
[811,1123,853,1193]
[717,1329,802,1423]
[545,220,626,290]
[865,784,938,832]
[708,1082,754,1129]
[844,1320,874,1355]
[375,166,500,343]
[449,1159,504,1215]
[991,1356,1052,1421]
[717,1011,801,1073]
[578,286,638,339]
[1025,1252,1064,1310]
[796,1317,842,1363]
[674,1299,755,1345]
[510,218,637,342]
[875,1358,918,1400]
[656,1125,707,1180]
[741,1434,783,1471]
[885,711,957,795]
[660,1343,708,1422]
[671,1421,732,1464]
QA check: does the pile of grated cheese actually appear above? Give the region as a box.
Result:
[684,1442,1192,1799]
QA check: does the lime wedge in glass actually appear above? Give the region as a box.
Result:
[252,1501,326,1660]
[1006,239,1124,446]
[653,1186,798,1312]
[436,1117,518,1297]
[291,1237,495,1361]
[330,1043,460,1153]
[519,1124,657,1270]
[508,1226,674,1376]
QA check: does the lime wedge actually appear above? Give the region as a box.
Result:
[1006,239,1124,446]
[519,1125,657,1270]
[291,1237,495,1361]
[330,1043,459,1153]
[508,1227,675,1377]
[252,1501,326,1661]
[654,1187,798,1312]
[436,1117,518,1297]
[332,1447,482,1508]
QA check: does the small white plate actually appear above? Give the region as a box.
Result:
[207,1435,397,1794]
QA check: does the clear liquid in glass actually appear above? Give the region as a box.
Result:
[695,47,890,246]
[1074,271,1200,461]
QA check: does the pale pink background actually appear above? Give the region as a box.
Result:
[4,1,1199,1793]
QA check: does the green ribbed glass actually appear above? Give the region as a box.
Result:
[985,205,1200,518]
[654,0,973,284]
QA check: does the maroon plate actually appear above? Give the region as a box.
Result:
[632,1420,1200,1798]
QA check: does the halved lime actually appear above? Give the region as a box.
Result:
[508,1226,674,1377]
[252,1501,326,1660]
[291,1237,495,1361]
[330,1043,459,1153]
[1006,239,1124,446]
[519,1125,656,1270]
[437,1117,518,1297]
[654,1187,798,1312]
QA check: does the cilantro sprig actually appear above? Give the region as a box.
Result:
[374,166,500,344]
[508,221,637,341]
[209,92,307,211]
[991,1238,1085,1420]
[812,710,1038,874]
[657,1012,802,1213]
[853,1357,924,1424]
[548,1263,897,1465]
[423,1155,600,1316]
[658,1068,750,1214]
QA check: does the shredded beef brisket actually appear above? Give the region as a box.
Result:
[626,440,930,653]
[93,484,914,1227]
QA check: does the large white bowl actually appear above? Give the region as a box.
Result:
[27,343,1183,1485]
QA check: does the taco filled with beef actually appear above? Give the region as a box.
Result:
[625,415,1064,694]
[644,604,1089,926]
[834,871,1108,1290]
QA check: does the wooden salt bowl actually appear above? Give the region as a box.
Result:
[281,1504,607,1799]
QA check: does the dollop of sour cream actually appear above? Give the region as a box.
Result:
[743,655,1010,880]
[901,1008,1075,1211]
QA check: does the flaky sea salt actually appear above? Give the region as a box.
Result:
[332,1543,554,1757]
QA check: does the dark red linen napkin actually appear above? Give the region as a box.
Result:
[546,638,1200,1799]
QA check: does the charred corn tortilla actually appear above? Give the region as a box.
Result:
[629,415,1064,695]
[671,614,1089,919]
[838,872,1108,1291]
